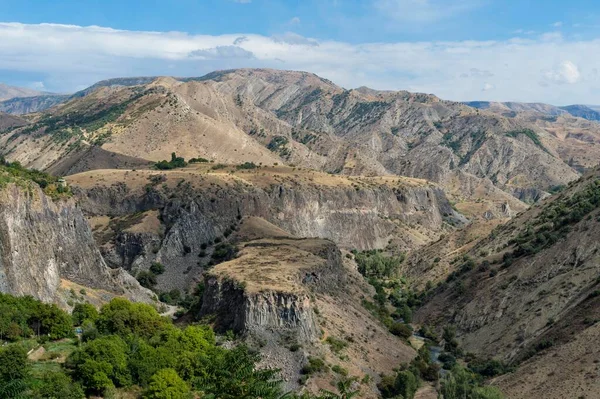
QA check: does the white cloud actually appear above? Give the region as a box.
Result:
[289,17,301,26]
[543,61,581,84]
[189,45,255,59]
[375,0,481,23]
[552,21,563,27]
[0,22,599,104]
[482,82,495,91]
[30,81,46,90]
[233,0,251,3]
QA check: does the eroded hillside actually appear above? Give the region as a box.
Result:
[66,164,463,292]
[414,167,600,399]
[0,69,593,210]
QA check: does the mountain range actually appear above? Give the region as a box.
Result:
[0,69,599,398]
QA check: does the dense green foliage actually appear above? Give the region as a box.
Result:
[188,157,209,163]
[0,293,317,398]
[0,293,74,341]
[0,158,70,198]
[72,303,99,326]
[155,152,188,170]
[354,250,406,279]
[441,366,504,399]
[143,368,191,399]
[236,162,258,170]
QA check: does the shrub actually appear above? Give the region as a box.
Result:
[301,357,327,375]
[143,368,191,399]
[137,271,158,289]
[390,322,412,339]
[150,262,166,275]
[155,153,187,170]
[325,336,348,354]
[0,345,30,383]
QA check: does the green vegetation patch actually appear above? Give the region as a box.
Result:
[506,129,550,154]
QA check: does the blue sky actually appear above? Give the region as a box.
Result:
[1,0,600,104]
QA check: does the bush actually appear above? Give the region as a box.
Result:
[137,271,158,289]
[72,303,99,326]
[0,345,29,383]
[301,357,327,375]
[143,369,191,399]
[211,243,238,264]
[394,370,418,399]
[236,162,258,170]
[33,370,85,399]
[390,322,412,339]
[325,336,348,354]
[150,262,166,275]
[155,153,187,170]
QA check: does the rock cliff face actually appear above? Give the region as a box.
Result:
[201,279,320,342]
[200,237,343,342]
[0,182,150,304]
[68,167,463,291]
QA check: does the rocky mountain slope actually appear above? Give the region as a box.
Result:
[414,167,600,399]
[466,101,600,173]
[0,164,153,307]
[0,69,591,209]
[0,112,27,132]
[199,219,416,395]
[466,101,600,122]
[0,82,46,101]
[0,94,70,114]
[66,164,463,292]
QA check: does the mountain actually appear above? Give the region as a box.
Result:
[466,100,600,174]
[414,167,600,399]
[0,94,70,114]
[559,104,600,121]
[0,78,160,115]
[0,82,46,101]
[0,112,27,132]
[1,69,593,221]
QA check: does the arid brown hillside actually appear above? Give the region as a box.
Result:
[414,167,600,398]
[0,112,27,132]
[0,69,592,209]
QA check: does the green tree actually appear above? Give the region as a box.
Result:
[0,344,30,382]
[96,298,170,339]
[67,335,131,392]
[33,370,85,399]
[143,369,191,399]
[394,370,418,399]
[193,345,284,399]
[150,262,166,275]
[72,303,99,326]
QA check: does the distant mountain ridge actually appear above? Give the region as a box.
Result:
[0,68,591,218]
[465,100,600,121]
[0,82,47,101]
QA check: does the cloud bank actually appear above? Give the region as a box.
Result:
[1,22,599,104]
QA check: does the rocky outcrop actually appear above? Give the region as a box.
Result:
[201,278,320,342]
[0,183,151,304]
[199,237,344,342]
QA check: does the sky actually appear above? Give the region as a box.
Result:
[1,0,600,104]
